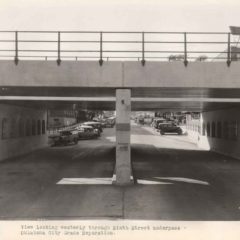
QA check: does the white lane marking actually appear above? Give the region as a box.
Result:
[137,179,173,185]
[112,175,133,180]
[57,178,113,185]
[155,177,209,185]
[58,176,208,185]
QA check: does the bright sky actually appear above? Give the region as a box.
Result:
[0,0,239,32]
[0,0,239,61]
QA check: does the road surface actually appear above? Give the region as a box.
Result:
[0,123,240,220]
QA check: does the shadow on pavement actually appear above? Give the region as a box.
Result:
[127,144,240,220]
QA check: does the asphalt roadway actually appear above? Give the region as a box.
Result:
[0,123,240,220]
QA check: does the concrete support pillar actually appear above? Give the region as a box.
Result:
[115,89,132,185]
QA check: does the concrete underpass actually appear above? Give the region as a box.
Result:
[0,123,240,220]
[1,34,240,221]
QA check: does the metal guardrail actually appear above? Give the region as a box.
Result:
[0,31,239,66]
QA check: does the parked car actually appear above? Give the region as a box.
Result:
[92,118,106,128]
[74,125,100,139]
[83,121,103,133]
[158,122,183,135]
[138,117,144,125]
[49,130,79,146]
[152,118,168,129]
[104,117,116,128]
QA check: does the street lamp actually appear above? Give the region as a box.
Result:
[229,26,240,61]
[230,26,240,35]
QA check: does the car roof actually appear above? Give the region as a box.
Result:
[78,125,93,129]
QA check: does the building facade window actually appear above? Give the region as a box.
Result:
[26,119,31,136]
[217,121,222,138]
[37,120,41,135]
[42,120,46,134]
[207,122,211,137]
[19,118,25,137]
[2,118,9,139]
[211,122,216,138]
[10,118,17,138]
[229,121,238,141]
[202,123,206,136]
[2,117,47,139]
[223,121,229,139]
[32,119,36,136]
[198,124,201,134]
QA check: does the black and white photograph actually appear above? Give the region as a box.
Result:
[0,0,240,239]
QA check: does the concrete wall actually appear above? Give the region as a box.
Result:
[0,61,240,88]
[0,104,48,161]
[0,61,123,87]
[123,61,240,88]
[186,119,200,144]
[187,107,240,159]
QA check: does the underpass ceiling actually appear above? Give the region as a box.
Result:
[1,99,239,112]
[1,86,240,112]
[2,87,240,98]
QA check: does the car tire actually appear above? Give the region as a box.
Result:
[160,131,164,135]
[177,130,182,135]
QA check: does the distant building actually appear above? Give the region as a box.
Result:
[48,110,77,129]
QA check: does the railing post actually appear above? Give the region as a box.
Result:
[227,32,231,67]
[14,31,19,65]
[184,32,188,67]
[57,31,61,65]
[141,32,145,66]
[99,31,103,66]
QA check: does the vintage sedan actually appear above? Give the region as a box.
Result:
[74,125,100,139]
[152,118,168,129]
[82,121,103,133]
[158,122,183,135]
[104,117,116,128]
[49,130,79,146]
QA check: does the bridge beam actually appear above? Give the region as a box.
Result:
[115,89,132,185]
